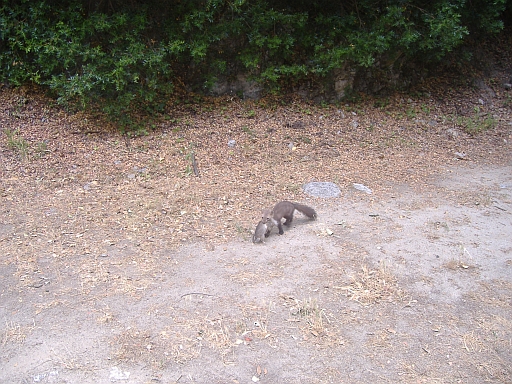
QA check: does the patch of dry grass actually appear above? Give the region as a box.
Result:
[229,267,284,285]
[158,326,202,365]
[280,295,343,346]
[335,261,406,306]
[465,280,511,308]
[291,297,326,337]
[112,326,195,369]
[367,329,393,349]
[112,328,154,363]
[112,315,242,367]
[456,327,512,382]
[238,301,275,341]
[2,320,33,345]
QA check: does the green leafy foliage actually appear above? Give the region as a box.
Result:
[0,0,508,129]
[0,1,179,128]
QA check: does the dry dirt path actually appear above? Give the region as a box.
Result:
[1,86,511,383]
[1,162,511,384]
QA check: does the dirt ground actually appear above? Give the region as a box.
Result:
[1,70,512,383]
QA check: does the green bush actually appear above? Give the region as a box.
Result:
[0,1,180,129]
[0,0,508,129]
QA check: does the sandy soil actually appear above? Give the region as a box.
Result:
[1,78,511,383]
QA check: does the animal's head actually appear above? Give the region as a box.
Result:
[261,209,272,222]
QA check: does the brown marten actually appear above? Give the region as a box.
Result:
[265,201,317,236]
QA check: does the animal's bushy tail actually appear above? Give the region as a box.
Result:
[293,203,317,219]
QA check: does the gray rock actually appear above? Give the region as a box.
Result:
[210,74,263,99]
[446,128,459,138]
[303,182,341,198]
[353,183,372,194]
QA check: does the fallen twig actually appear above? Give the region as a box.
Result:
[180,292,216,298]
[191,152,200,177]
